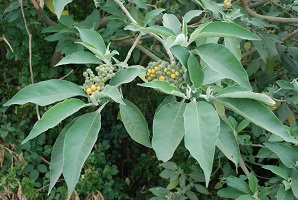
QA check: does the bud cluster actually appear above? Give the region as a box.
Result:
[145,60,184,88]
[83,64,116,95]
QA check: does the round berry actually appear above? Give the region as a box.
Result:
[86,88,92,95]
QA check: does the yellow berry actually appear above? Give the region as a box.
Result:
[159,76,165,81]
[150,74,155,78]
[154,66,159,71]
[91,85,97,91]
[96,86,101,91]
[151,69,156,74]
[171,69,175,73]
[148,77,152,81]
[175,71,180,76]
[148,69,152,74]
[164,68,168,73]
[171,74,176,79]
[86,88,92,95]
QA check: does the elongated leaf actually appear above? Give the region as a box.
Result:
[75,42,105,61]
[224,38,241,61]
[152,102,186,161]
[63,112,101,199]
[48,117,78,194]
[262,165,288,179]
[187,53,203,88]
[248,172,258,193]
[4,79,87,107]
[217,188,245,198]
[184,101,220,186]
[170,45,190,67]
[110,67,146,87]
[155,95,176,116]
[215,98,298,144]
[291,169,298,198]
[216,120,240,167]
[215,86,275,106]
[53,0,72,19]
[202,67,225,85]
[76,28,106,54]
[277,186,295,200]
[264,142,298,168]
[92,85,125,105]
[55,51,102,66]
[184,10,203,23]
[138,80,186,98]
[22,99,85,144]
[226,176,252,194]
[136,26,175,38]
[119,99,151,148]
[189,22,260,44]
[144,8,165,26]
[195,44,252,90]
[163,14,181,35]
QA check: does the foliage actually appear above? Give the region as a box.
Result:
[1,0,298,199]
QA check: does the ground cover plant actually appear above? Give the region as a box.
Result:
[1,0,298,199]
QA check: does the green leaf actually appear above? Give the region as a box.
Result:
[216,120,240,167]
[63,112,101,199]
[48,117,78,194]
[149,187,170,197]
[53,0,73,19]
[119,99,151,148]
[248,172,258,193]
[183,10,203,24]
[277,186,295,200]
[202,67,225,85]
[170,45,190,67]
[55,51,102,66]
[184,101,220,186]
[189,22,260,44]
[138,80,186,98]
[187,53,203,88]
[194,44,252,90]
[76,42,106,61]
[144,9,165,26]
[152,102,186,161]
[195,184,209,195]
[92,85,125,105]
[4,79,87,107]
[110,67,146,87]
[163,14,181,35]
[264,142,298,168]
[226,176,252,194]
[291,169,298,198]
[217,188,245,198]
[167,178,179,190]
[142,26,175,38]
[262,165,288,179]
[236,195,254,200]
[215,86,275,106]
[22,99,85,144]
[76,28,106,54]
[215,98,298,144]
[155,95,176,116]
[277,103,291,122]
[224,38,241,61]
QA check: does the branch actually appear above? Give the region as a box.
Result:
[20,0,41,120]
[241,0,298,24]
[114,0,174,64]
[282,29,298,41]
[124,34,142,63]
[239,156,250,177]
[30,0,59,27]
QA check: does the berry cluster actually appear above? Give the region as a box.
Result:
[145,60,184,88]
[83,64,116,95]
[224,0,231,8]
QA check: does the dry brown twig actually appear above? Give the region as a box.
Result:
[20,0,41,120]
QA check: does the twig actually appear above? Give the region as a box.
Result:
[282,29,298,41]
[241,0,298,23]
[59,70,74,80]
[124,34,142,63]
[239,156,250,177]
[1,35,14,53]
[20,0,41,120]
[114,0,137,24]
